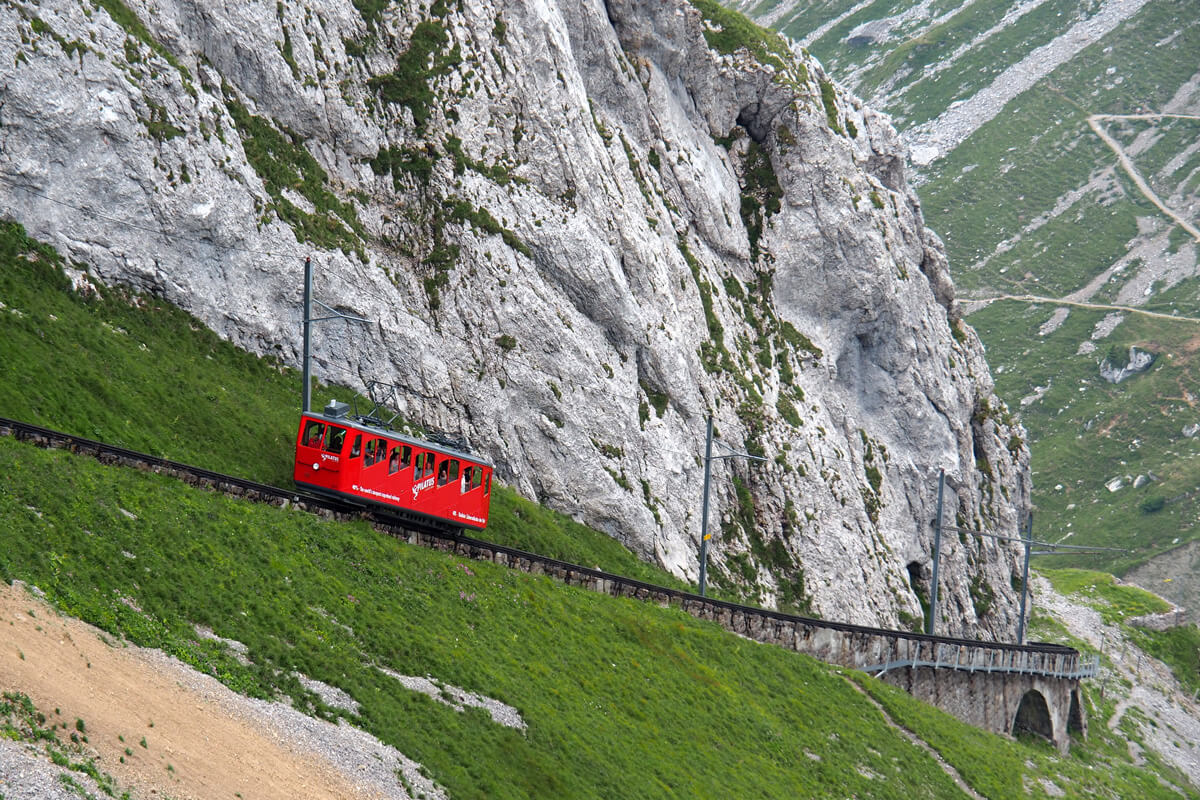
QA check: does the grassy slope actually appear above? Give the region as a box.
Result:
[752,0,1200,574]
[1037,567,1200,712]
[924,3,1200,575]
[0,221,682,591]
[0,214,1195,795]
[0,436,973,799]
[2,434,1193,798]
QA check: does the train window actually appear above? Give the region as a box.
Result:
[484,471,490,495]
[471,467,483,490]
[365,438,387,467]
[302,421,324,447]
[424,453,435,479]
[413,452,426,479]
[460,466,472,493]
[324,427,346,453]
[388,446,412,475]
[438,459,459,487]
[350,434,362,458]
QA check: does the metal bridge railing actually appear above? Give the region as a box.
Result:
[863,646,1100,680]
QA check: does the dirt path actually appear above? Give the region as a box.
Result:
[843,678,986,800]
[0,581,386,800]
[964,292,1200,323]
[1088,113,1200,244]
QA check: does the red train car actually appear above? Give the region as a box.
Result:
[293,402,493,530]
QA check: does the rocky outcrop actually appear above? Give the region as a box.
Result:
[0,0,1029,637]
[1099,346,1155,384]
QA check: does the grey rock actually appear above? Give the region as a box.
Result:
[0,0,1029,638]
[1100,346,1156,383]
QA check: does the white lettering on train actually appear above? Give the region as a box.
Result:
[411,476,436,499]
[351,484,401,503]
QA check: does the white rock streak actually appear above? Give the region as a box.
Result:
[904,0,1154,165]
[379,668,527,731]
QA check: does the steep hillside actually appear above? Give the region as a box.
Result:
[733,0,1200,591]
[4,436,1196,799]
[0,0,1029,634]
[2,220,1198,797]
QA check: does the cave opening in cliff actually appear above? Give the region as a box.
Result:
[907,560,930,627]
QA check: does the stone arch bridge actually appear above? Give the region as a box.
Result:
[392,526,1098,752]
[671,595,1096,752]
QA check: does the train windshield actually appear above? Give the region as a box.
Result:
[323,426,346,453]
[302,420,324,447]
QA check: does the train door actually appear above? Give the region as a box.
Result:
[410,450,437,510]
[455,462,491,528]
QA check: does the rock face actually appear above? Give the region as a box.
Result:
[0,0,1029,636]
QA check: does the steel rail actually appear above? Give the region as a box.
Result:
[0,416,1083,663]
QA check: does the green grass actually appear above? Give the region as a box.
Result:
[6,433,1196,798]
[1,434,979,799]
[365,2,460,131]
[970,298,1200,572]
[224,96,366,258]
[1039,569,1170,625]
[856,670,1193,799]
[1130,624,1200,698]
[689,0,793,72]
[1036,568,1200,716]
[0,182,1193,799]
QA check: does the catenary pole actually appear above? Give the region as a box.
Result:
[299,256,371,415]
[697,416,765,597]
[1017,512,1033,645]
[928,469,945,635]
[698,415,715,596]
[302,256,313,413]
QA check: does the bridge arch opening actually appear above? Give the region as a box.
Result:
[1012,689,1054,742]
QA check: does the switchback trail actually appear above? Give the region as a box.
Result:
[1088,113,1200,244]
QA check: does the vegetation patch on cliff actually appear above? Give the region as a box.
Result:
[366,1,460,131]
[224,96,366,258]
[688,0,790,72]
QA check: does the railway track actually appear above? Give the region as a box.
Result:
[0,416,1080,664]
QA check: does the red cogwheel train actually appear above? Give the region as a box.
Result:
[294,390,493,530]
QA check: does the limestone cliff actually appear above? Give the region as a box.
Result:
[0,0,1030,637]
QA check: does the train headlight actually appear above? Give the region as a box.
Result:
[312,462,320,471]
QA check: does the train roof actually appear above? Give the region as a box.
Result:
[302,408,494,469]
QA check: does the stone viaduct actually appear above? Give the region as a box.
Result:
[394,527,1098,753]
